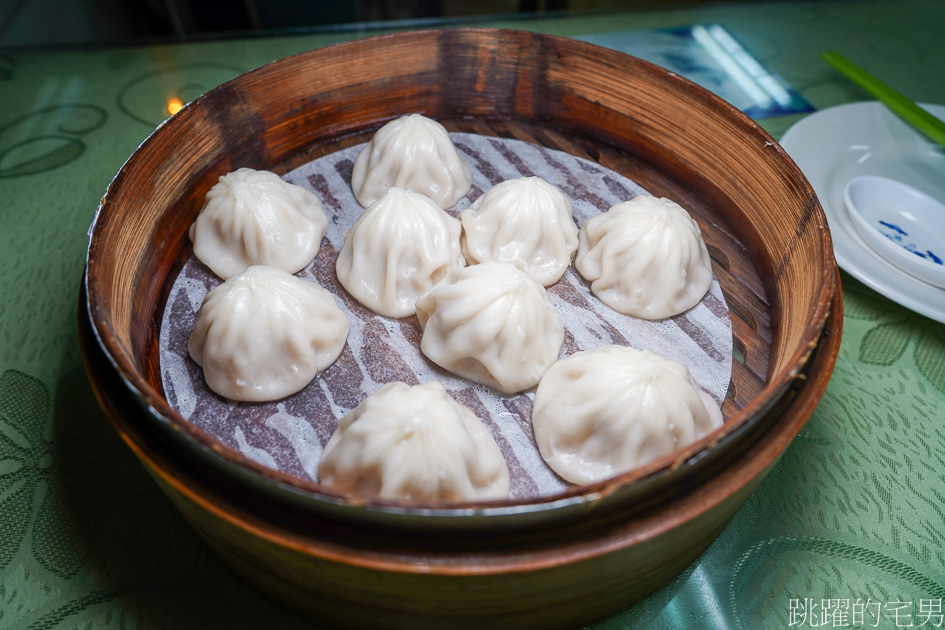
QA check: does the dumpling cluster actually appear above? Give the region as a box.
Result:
[179,118,727,502]
[460,176,578,286]
[318,381,510,502]
[532,345,723,485]
[351,114,472,209]
[335,187,464,318]
[189,167,327,279]
[340,168,581,320]
[186,168,348,403]
[575,195,713,320]
[415,261,564,395]
[188,265,349,402]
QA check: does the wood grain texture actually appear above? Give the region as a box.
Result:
[83,28,840,625]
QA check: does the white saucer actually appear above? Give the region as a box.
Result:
[780,101,945,323]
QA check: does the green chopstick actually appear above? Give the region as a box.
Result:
[822,50,945,148]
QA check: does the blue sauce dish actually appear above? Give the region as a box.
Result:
[844,175,945,289]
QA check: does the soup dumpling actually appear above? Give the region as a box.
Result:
[415,261,564,395]
[350,114,472,209]
[318,381,510,502]
[189,167,327,279]
[532,345,723,485]
[188,265,349,402]
[575,195,713,320]
[336,187,464,318]
[460,176,578,286]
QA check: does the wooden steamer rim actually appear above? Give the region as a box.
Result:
[84,28,838,528]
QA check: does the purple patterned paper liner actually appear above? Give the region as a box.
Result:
[158,133,733,500]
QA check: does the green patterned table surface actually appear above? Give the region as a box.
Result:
[2,0,945,627]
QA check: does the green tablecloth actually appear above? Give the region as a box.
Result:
[2,0,944,627]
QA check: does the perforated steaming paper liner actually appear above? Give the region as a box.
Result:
[159,133,733,500]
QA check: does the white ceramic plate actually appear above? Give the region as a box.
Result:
[780,101,945,322]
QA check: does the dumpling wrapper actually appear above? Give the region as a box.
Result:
[318,381,510,502]
[460,176,578,286]
[575,195,713,320]
[350,114,472,209]
[532,345,723,485]
[416,260,564,395]
[188,265,349,402]
[189,167,327,280]
[336,187,464,318]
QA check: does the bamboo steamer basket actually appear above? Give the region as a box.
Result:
[82,29,840,627]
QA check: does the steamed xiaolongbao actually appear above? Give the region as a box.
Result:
[188,265,349,402]
[415,261,564,394]
[335,187,464,318]
[575,195,713,320]
[460,177,578,286]
[350,114,472,209]
[189,167,327,279]
[318,381,510,502]
[532,345,723,485]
